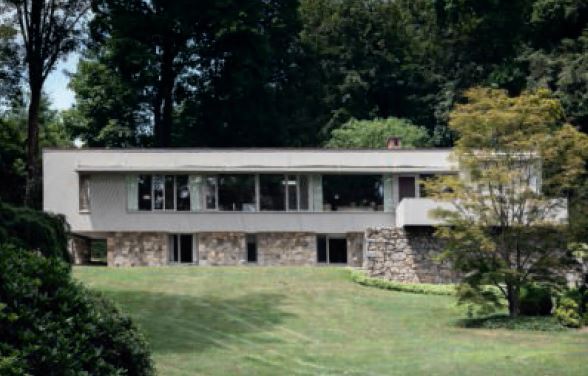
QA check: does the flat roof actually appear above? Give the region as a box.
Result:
[44,147,456,173]
[43,147,452,153]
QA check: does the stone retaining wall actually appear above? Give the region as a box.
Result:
[257,232,316,265]
[363,227,457,283]
[107,232,167,267]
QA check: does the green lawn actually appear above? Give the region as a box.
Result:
[73,267,588,376]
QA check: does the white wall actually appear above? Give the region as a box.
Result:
[44,149,455,234]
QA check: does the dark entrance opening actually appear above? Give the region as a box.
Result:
[247,235,257,263]
[317,235,327,263]
[170,234,193,263]
[328,238,347,263]
[317,235,347,264]
[398,176,416,202]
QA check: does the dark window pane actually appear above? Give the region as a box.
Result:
[218,175,256,211]
[153,175,164,210]
[317,235,327,263]
[138,175,152,211]
[170,235,178,262]
[398,176,416,202]
[323,175,383,211]
[287,175,298,210]
[204,176,217,210]
[260,174,285,211]
[180,234,193,263]
[165,175,175,210]
[328,238,347,263]
[176,175,190,211]
[299,175,309,210]
[247,235,257,263]
[79,174,90,211]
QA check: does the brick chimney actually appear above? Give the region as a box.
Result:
[386,136,401,149]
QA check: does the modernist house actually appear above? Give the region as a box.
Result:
[43,147,465,270]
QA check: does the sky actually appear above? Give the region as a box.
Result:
[44,53,79,110]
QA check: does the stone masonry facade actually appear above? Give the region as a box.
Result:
[107,232,167,267]
[95,228,455,284]
[198,232,246,266]
[257,232,316,265]
[363,227,458,283]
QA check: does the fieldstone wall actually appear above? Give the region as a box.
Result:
[364,227,457,283]
[198,232,246,265]
[107,232,167,267]
[347,233,364,267]
[69,236,91,265]
[257,232,316,265]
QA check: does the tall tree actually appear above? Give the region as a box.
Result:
[4,0,89,207]
[426,88,588,316]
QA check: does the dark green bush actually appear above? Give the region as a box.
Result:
[0,244,154,375]
[460,314,566,332]
[0,202,70,263]
[519,284,553,316]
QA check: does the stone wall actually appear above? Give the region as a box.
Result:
[69,236,91,265]
[198,232,246,265]
[107,232,167,267]
[347,233,364,267]
[363,227,457,283]
[257,233,316,265]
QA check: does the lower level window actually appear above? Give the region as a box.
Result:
[246,234,257,263]
[169,234,194,264]
[317,235,347,264]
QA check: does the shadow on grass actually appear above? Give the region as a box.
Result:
[103,289,294,354]
[457,314,566,332]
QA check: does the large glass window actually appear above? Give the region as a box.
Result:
[322,175,383,211]
[218,175,256,211]
[203,176,218,210]
[137,175,189,211]
[138,175,152,211]
[299,175,309,210]
[176,175,190,211]
[260,174,286,211]
[79,174,91,212]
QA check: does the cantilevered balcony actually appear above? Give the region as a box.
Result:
[396,198,568,227]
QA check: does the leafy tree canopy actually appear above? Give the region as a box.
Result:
[426,88,588,317]
[325,117,432,148]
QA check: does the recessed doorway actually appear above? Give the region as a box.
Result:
[317,235,347,264]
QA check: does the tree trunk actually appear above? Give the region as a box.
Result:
[24,79,42,208]
[506,283,520,317]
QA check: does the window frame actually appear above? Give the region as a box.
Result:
[79,174,91,213]
[168,233,197,264]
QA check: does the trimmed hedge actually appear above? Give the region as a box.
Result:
[348,269,456,296]
[0,202,70,263]
[460,314,566,332]
[0,244,154,375]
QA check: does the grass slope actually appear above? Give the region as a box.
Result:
[74,267,588,376]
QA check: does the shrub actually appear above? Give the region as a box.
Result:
[0,202,70,262]
[460,314,566,332]
[0,244,154,375]
[349,269,456,296]
[519,284,553,316]
[555,297,582,328]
